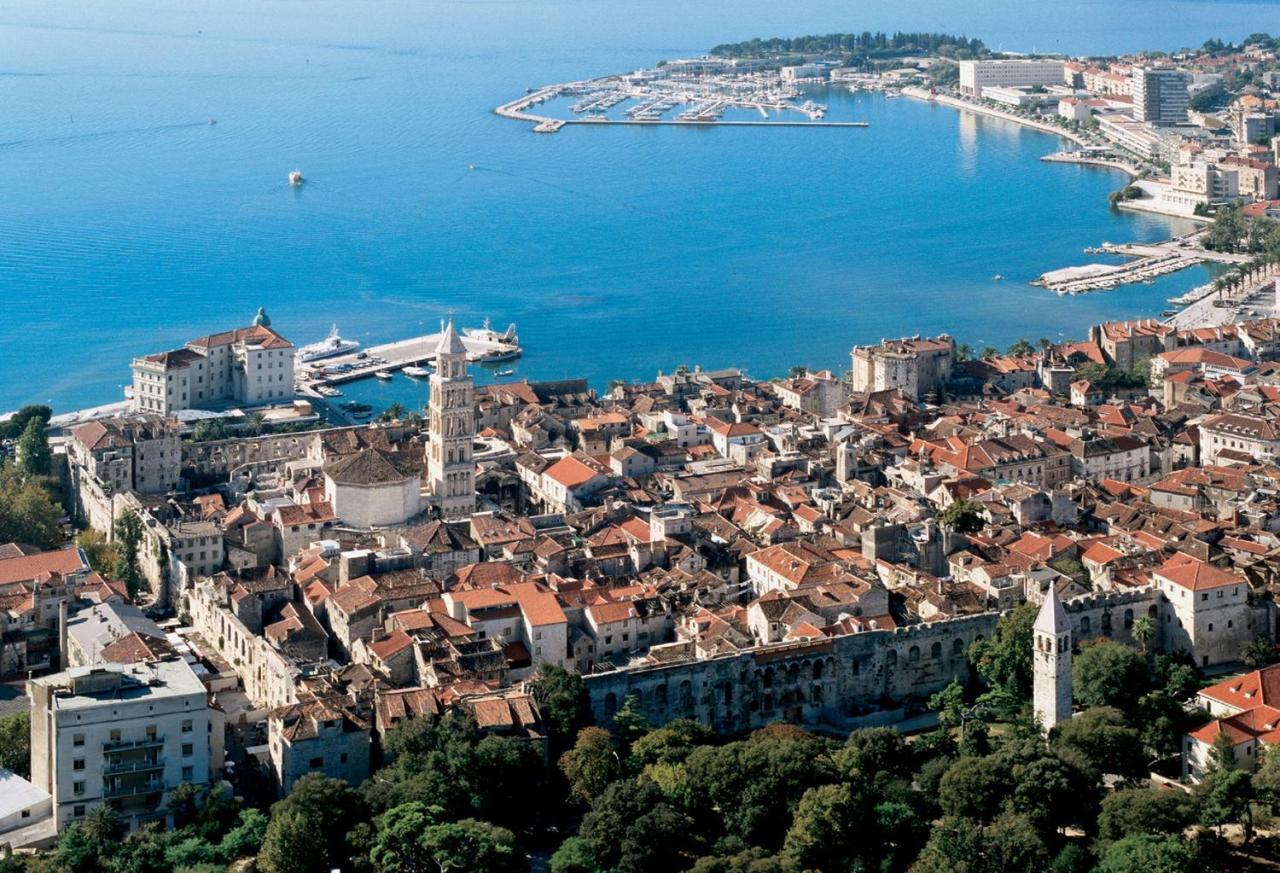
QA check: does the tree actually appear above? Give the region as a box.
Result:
[939,499,985,534]
[530,666,593,755]
[1094,834,1201,873]
[75,528,118,576]
[969,601,1039,715]
[938,755,1010,823]
[1198,766,1255,842]
[980,346,998,359]
[407,818,525,873]
[258,774,369,873]
[1072,640,1149,715]
[929,681,967,730]
[1007,338,1035,356]
[1240,636,1277,668]
[779,783,862,872]
[561,727,622,805]
[1131,616,1156,655]
[0,464,62,548]
[1097,787,1196,841]
[1051,706,1146,780]
[911,813,1048,873]
[837,726,912,780]
[629,719,712,770]
[0,405,51,442]
[577,778,701,873]
[0,712,30,778]
[190,419,229,442]
[610,693,650,753]
[955,343,974,362]
[113,508,145,600]
[377,402,408,423]
[56,805,120,873]
[17,418,51,479]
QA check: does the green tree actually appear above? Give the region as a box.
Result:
[550,836,600,873]
[929,680,967,730]
[1007,338,1035,356]
[17,418,51,479]
[779,783,863,872]
[1198,766,1255,841]
[258,774,369,873]
[837,726,913,780]
[75,528,118,576]
[629,719,712,770]
[911,813,1048,873]
[190,419,229,442]
[969,601,1039,716]
[609,693,650,753]
[1097,787,1196,841]
[1131,616,1156,654]
[112,508,145,599]
[0,405,51,441]
[1094,834,1201,873]
[0,712,30,778]
[938,755,1010,823]
[1241,636,1277,668]
[577,778,701,873]
[56,805,120,873]
[530,666,594,755]
[0,464,62,548]
[1051,706,1146,780]
[939,499,985,534]
[561,727,622,805]
[1072,640,1149,715]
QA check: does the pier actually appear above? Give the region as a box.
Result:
[296,327,522,393]
[1034,233,1252,295]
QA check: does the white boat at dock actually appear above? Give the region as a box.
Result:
[402,365,432,378]
[463,318,519,346]
[296,324,360,364]
[374,370,393,381]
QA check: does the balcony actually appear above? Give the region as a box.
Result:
[103,759,164,776]
[103,781,163,800]
[102,737,164,753]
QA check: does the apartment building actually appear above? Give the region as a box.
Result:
[29,659,211,832]
[1132,67,1190,125]
[958,59,1065,98]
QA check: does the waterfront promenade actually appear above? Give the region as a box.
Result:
[900,87,1090,148]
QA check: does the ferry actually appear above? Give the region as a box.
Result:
[296,325,360,364]
[402,365,432,378]
[374,370,393,381]
[463,318,519,346]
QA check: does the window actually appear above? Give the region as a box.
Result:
[181,720,193,734]
[182,766,194,781]
[73,806,85,818]
[310,757,324,769]
[73,734,84,747]
[73,759,85,771]
[110,729,121,742]
[73,781,85,796]
[340,753,348,764]
[182,744,194,757]
[145,725,157,739]
[1201,593,1209,602]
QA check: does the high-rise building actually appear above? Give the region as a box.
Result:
[1132,67,1191,125]
[426,319,476,520]
[1032,585,1072,733]
[29,660,211,832]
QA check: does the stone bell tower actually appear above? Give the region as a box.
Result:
[1033,584,1072,734]
[426,319,476,520]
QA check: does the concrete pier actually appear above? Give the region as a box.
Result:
[297,329,521,388]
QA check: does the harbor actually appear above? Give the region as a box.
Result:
[496,66,869,133]
[1033,232,1252,294]
[295,321,522,397]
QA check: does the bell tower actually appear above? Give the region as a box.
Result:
[1033,584,1072,734]
[427,318,476,520]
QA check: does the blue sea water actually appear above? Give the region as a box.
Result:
[0,0,1276,414]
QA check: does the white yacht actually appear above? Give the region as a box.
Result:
[296,325,360,364]
[463,317,518,346]
[403,365,432,378]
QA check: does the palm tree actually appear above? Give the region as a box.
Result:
[1132,615,1155,654]
[377,402,407,423]
[980,346,998,360]
[1007,338,1035,357]
[955,343,973,362]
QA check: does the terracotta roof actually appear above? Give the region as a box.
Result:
[1155,554,1242,591]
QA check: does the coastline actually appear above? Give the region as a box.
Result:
[899,86,1093,151]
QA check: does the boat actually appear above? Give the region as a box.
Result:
[341,401,372,413]
[289,169,304,186]
[374,370,393,380]
[296,325,360,363]
[476,347,521,363]
[402,365,432,378]
[993,274,1004,281]
[463,318,519,346]
[496,368,515,377]
[315,385,342,397]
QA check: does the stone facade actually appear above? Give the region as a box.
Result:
[427,320,477,521]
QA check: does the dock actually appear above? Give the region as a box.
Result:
[296,328,521,391]
[1034,233,1251,295]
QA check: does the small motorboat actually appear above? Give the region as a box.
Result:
[496,368,515,377]
[993,274,1004,281]
[374,370,393,380]
[403,366,431,378]
[289,169,304,186]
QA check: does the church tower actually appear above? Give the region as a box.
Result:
[1032,584,1072,734]
[427,319,476,520]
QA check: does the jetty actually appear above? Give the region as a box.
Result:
[296,326,522,393]
[1034,233,1252,295]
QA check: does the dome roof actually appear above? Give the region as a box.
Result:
[252,306,271,327]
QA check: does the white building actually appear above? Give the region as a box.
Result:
[29,660,211,832]
[323,448,422,529]
[1199,412,1280,465]
[1132,67,1190,125]
[0,769,54,850]
[1154,555,1252,668]
[427,319,477,521]
[131,308,294,415]
[958,59,1065,98]
[1032,584,1071,733]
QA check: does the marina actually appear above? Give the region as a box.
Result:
[295,321,523,394]
[1034,233,1251,295]
[496,67,863,133]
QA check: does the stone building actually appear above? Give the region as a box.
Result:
[850,335,954,401]
[324,448,422,529]
[426,319,477,521]
[1032,585,1072,733]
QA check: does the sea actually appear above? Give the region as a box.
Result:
[1,0,1277,415]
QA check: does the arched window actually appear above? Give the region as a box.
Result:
[1124,609,1134,629]
[908,645,921,662]
[953,638,965,656]
[931,641,943,660]
[1101,612,1112,634]
[655,685,668,708]
[680,680,694,709]
[851,659,862,676]
[1148,604,1158,619]
[763,668,774,689]
[813,660,824,680]
[1080,616,1091,637]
